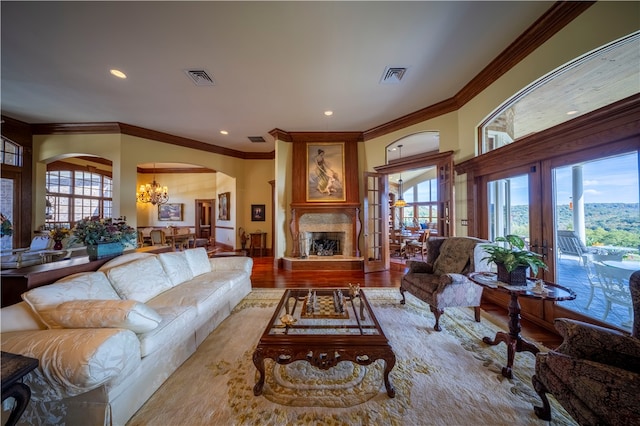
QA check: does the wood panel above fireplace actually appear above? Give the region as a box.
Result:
[273,130,363,259]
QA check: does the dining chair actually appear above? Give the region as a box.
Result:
[408,230,430,260]
[149,229,167,246]
[593,261,633,322]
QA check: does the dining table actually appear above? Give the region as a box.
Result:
[602,260,640,279]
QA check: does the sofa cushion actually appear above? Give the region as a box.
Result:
[432,237,477,276]
[98,252,155,273]
[158,251,194,286]
[136,305,197,357]
[184,247,212,276]
[106,256,173,302]
[0,302,46,332]
[22,272,120,328]
[46,299,162,333]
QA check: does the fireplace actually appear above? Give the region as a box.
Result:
[289,207,361,258]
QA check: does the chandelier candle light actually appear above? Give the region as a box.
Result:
[137,164,169,205]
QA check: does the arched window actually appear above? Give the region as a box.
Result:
[46,163,113,229]
[480,32,639,154]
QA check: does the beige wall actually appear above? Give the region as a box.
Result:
[33,133,274,249]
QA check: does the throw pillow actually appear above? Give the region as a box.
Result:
[106,256,173,302]
[22,271,120,327]
[184,247,212,276]
[432,237,478,276]
[47,299,162,333]
[158,251,194,286]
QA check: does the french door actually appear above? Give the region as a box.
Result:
[482,163,547,280]
[363,172,387,273]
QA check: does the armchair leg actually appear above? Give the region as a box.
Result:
[430,305,444,331]
[399,287,407,305]
[473,306,481,322]
[531,374,552,421]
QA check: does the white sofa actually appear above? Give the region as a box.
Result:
[0,248,252,426]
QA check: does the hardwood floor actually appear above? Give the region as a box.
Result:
[249,256,562,348]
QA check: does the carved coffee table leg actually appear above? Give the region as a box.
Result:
[252,348,266,396]
[383,351,396,398]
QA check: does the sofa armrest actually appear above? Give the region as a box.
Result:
[554,318,640,373]
[1,328,141,401]
[209,256,253,274]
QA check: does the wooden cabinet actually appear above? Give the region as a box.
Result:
[249,232,267,257]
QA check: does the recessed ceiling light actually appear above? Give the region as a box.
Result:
[220,130,229,135]
[566,110,579,115]
[110,69,127,79]
[324,111,333,116]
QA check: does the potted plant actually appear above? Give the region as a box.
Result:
[482,235,547,285]
[71,217,136,260]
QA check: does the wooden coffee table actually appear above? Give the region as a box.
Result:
[252,288,396,397]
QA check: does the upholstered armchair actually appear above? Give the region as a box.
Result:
[400,236,491,331]
[531,270,640,425]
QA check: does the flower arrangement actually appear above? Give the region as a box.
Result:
[49,227,71,241]
[71,217,136,246]
[0,213,12,237]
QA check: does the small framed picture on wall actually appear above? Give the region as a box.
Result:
[251,204,265,221]
[218,192,230,221]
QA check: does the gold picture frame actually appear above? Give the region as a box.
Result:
[158,203,183,221]
[306,142,345,202]
[218,192,230,220]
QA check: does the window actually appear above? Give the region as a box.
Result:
[480,33,639,154]
[46,167,113,229]
[1,137,22,167]
[400,177,438,228]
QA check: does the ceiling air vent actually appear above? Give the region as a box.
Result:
[248,136,266,143]
[380,66,408,84]
[184,69,215,86]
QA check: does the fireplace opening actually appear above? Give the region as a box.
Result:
[309,232,343,256]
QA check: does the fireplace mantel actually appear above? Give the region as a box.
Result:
[290,205,361,258]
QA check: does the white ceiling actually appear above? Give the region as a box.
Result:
[1,1,554,154]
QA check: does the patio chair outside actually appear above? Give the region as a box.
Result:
[557,230,592,265]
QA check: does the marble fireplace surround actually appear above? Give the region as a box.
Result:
[289,206,361,258]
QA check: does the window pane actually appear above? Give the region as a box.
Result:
[554,151,639,331]
[487,174,530,242]
[103,176,113,198]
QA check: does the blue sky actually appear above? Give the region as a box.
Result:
[555,152,639,205]
[509,151,639,206]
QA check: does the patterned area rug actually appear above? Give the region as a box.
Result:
[127,289,576,425]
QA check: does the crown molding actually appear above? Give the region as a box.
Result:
[363,1,595,141]
[31,122,275,160]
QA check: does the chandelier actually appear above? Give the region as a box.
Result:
[137,165,169,205]
[394,144,407,207]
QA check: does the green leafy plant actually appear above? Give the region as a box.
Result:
[71,217,136,245]
[482,234,548,275]
[0,213,12,238]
